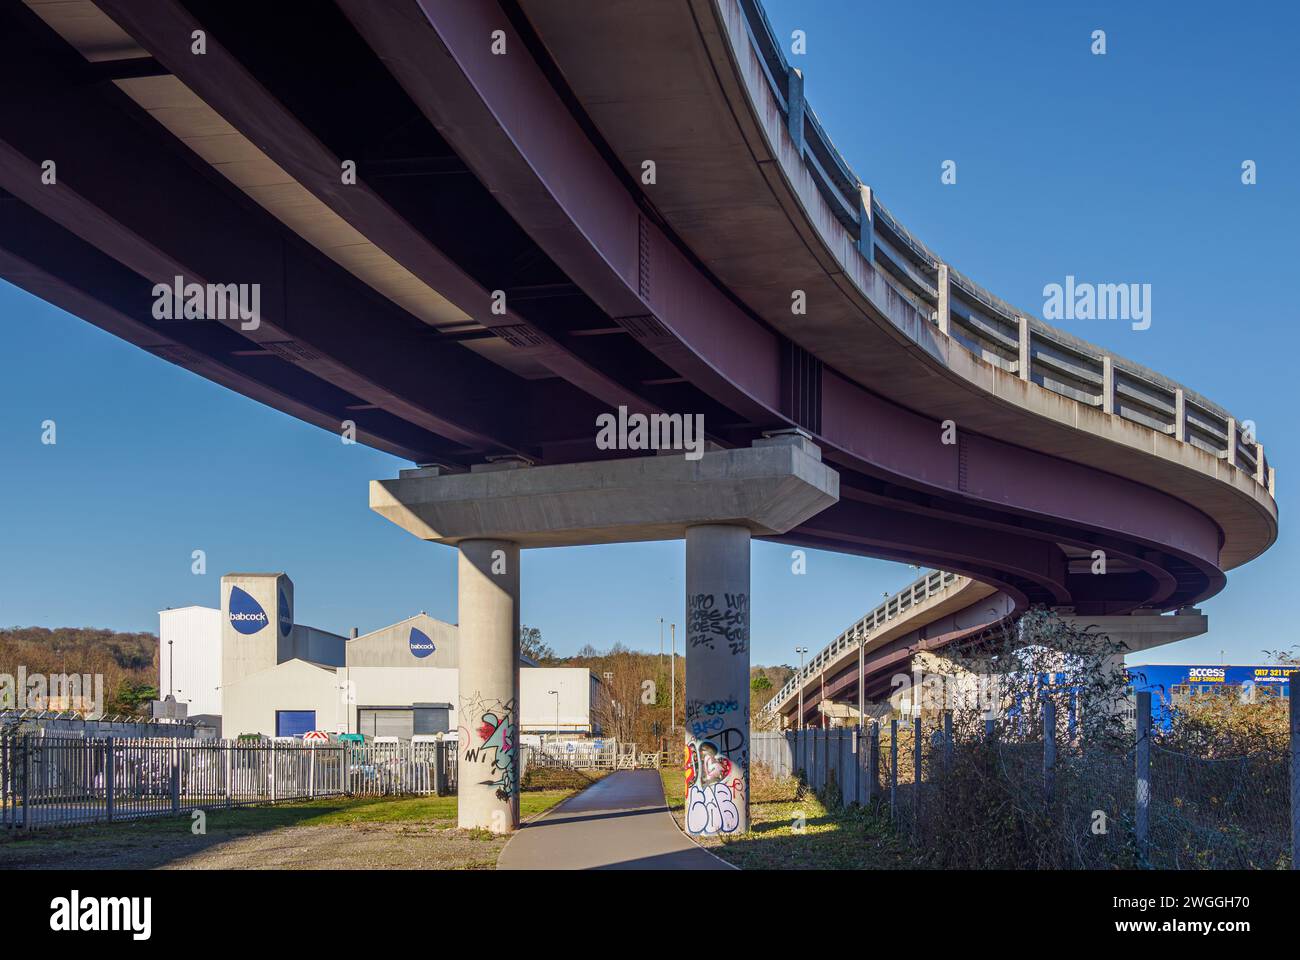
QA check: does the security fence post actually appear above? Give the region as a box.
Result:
[435,742,448,796]
[21,737,31,830]
[913,715,922,840]
[105,736,115,824]
[170,741,180,814]
[868,720,880,803]
[1135,691,1151,865]
[889,718,898,822]
[1043,697,1057,805]
[1290,690,1298,870]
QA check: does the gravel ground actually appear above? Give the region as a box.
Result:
[0,786,597,870]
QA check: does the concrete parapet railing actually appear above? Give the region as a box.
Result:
[732,0,1272,497]
[764,569,961,714]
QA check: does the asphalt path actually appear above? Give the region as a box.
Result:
[496,769,733,870]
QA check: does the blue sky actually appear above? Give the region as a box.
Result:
[1,0,1295,668]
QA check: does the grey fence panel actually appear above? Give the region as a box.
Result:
[0,734,352,829]
[346,740,462,797]
[749,731,795,778]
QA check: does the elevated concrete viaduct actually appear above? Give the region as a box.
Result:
[0,0,1279,832]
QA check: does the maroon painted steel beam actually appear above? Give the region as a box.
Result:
[93,0,662,425]
[342,0,1226,613]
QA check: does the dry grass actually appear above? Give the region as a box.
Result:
[660,764,914,870]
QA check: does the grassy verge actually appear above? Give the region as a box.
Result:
[660,767,915,870]
[0,786,587,870]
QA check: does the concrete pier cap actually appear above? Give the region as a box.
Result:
[369,432,840,547]
[1059,608,1209,655]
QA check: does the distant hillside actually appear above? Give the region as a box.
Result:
[0,626,159,714]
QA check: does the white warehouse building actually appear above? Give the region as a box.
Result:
[159,572,599,740]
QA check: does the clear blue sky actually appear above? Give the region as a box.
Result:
[0,0,1294,668]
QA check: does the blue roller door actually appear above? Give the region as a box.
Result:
[276,710,316,737]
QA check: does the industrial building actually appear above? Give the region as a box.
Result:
[159,573,598,740]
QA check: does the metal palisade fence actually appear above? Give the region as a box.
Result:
[752,689,1298,870]
[0,734,473,830]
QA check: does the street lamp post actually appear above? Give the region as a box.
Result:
[670,623,677,734]
[856,627,864,733]
[547,689,560,742]
[795,646,809,731]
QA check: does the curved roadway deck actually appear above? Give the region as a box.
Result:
[497,771,732,870]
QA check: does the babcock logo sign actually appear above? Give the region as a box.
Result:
[228,586,269,635]
[278,588,293,637]
[409,627,436,659]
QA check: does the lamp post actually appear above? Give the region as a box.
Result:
[670,623,677,734]
[795,646,809,731]
[548,689,560,743]
[856,627,864,732]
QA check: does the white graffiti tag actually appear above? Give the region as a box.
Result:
[686,782,740,835]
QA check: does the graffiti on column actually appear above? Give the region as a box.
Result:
[684,697,747,835]
[459,692,518,800]
[686,591,749,655]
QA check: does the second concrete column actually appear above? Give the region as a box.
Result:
[683,523,751,835]
[456,538,520,832]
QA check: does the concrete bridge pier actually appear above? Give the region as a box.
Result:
[1059,609,1208,726]
[684,523,751,836]
[370,432,839,835]
[456,538,521,832]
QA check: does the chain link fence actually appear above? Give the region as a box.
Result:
[755,689,1295,869]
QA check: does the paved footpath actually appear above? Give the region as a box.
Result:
[497,769,733,870]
